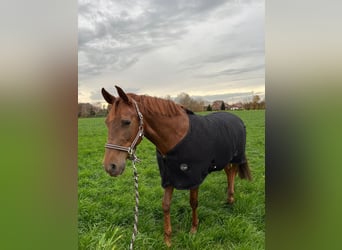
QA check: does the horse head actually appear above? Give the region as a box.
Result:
[101,86,143,177]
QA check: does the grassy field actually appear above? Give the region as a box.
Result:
[78,110,265,249]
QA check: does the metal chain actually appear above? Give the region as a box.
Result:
[129,159,139,250]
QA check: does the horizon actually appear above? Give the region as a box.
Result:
[78,89,265,107]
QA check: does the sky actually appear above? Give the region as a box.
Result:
[78,0,264,104]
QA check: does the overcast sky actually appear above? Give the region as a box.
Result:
[78,0,264,104]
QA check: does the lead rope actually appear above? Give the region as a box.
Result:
[104,99,143,249]
[129,158,139,250]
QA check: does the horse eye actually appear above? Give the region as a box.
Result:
[121,120,131,126]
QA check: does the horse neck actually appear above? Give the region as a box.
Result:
[142,112,189,155]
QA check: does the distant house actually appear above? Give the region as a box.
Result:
[230,103,244,110]
[212,100,225,111]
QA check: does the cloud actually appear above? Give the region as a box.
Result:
[78,0,265,102]
[89,86,142,103]
[179,48,264,73]
[78,0,237,78]
[203,48,264,64]
[193,91,263,103]
[197,64,264,78]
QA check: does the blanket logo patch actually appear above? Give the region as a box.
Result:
[180,163,189,171]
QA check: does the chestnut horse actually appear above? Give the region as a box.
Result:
[101,86,251,247]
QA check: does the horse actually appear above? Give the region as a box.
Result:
[101,85,252,247]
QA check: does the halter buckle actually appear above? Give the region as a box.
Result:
[128,147,134,156]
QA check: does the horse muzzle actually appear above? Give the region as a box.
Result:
[103,162,126,177]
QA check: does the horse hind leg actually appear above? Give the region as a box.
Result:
[162,186,174,247]
[224,163,238,204]
[189,188,199,233]
[224,161,252,204]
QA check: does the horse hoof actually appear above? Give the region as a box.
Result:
[190,219,199,234]
[165,239,172,248]
[227,197,234,204]
[190,226,198,234]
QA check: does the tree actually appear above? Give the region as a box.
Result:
[164,95,172,100]
[207,104,212,111]
[175,92,204,112]
[220,101,225,110]
[175,93,192,108]
[78,103,108,117]
[78,103,93,117]
[259,99,266,109]
[252,95,261,104]
[242,95,265,110]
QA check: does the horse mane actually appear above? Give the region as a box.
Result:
[128,94,191,117]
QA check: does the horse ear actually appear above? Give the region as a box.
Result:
[115,85,130,104]
[101,88,115,104]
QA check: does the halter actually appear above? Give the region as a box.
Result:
[104,100,144,162]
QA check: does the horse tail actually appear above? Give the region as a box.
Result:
[237,161,252,181]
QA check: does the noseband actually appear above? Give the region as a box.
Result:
[105,100,144,162]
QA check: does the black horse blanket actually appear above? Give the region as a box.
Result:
[157,112,247,190]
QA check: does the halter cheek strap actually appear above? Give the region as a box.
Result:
[104,100,144,163]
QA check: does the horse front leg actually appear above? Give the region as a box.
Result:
[162,186,174,247]
[224,164,238,204]
[190,187,199,233]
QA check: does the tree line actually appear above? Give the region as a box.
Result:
[241,95,266,110]
[78,93,265,117]
[78,103,108,118]
[175,93,265,111]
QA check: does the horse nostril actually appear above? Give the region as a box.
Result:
[110,164,116,171]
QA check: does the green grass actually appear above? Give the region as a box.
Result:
[78,110,265,249]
